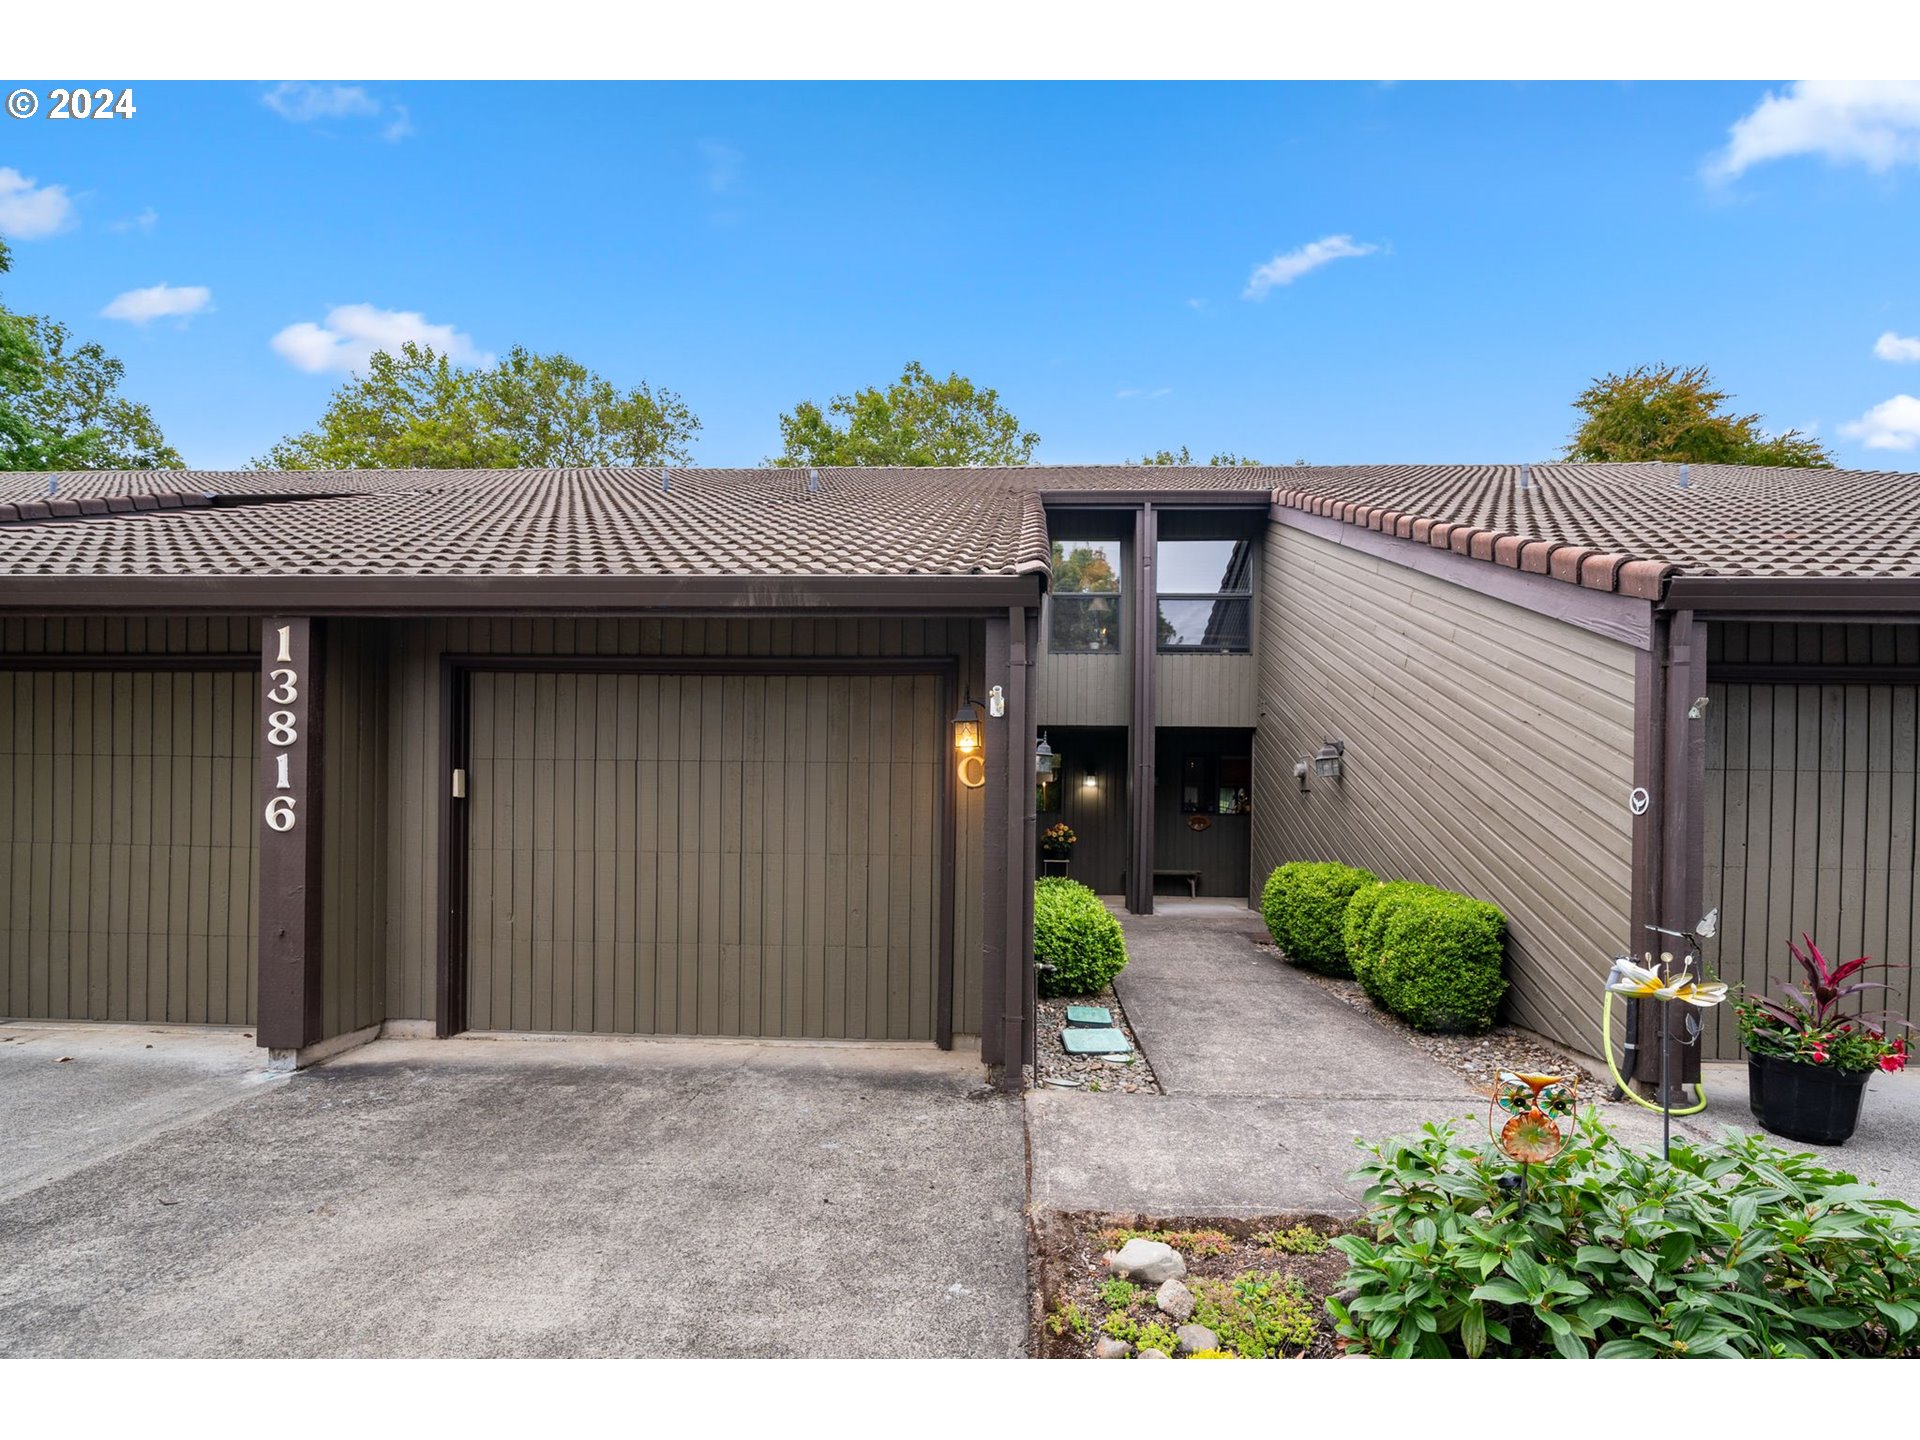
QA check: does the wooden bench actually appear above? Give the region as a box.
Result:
[1153,869,1202,898]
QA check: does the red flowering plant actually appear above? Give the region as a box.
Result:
[1733,933,1911,1074]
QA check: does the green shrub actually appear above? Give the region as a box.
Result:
[1034,877,1128,997]
[1365,888,1506,1031]
[1343,880,1441,1000]
[1330,1112,1920,1358]
[1260,861,1376,975]
[1101,1312,1180,1355]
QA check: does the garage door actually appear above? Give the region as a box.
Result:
[466,670,940,1040]
[1,667,259,1024]
[1704,681,1918,1060]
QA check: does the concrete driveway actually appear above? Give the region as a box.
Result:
[0,1032,1027,1358]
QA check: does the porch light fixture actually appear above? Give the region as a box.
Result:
[1082,768,1098,790]
[952,695,983,756]
[1312,739,1346,782]
[1035,732,1056,778]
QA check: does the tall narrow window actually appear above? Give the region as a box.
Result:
[1156,539,1253,653]
[1049,540,1123,653]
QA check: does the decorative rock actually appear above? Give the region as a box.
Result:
[1137,1348,1170,1359]
[1105,1238,1186,1285]
[1155,1277,1195,1322]
[1332,1286,1360,1306]
[1094,1337,1132,1359]
[1174,1323,1219,1356]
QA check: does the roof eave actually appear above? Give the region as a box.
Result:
[0,571,1045,616]
[1659,576,1920,615]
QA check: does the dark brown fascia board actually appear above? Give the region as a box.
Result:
[1041,490,1272,509]
[1661,576,1920,615]
[1271,506,1656,651]
[0,572,1045,615]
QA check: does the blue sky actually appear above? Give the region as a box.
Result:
[4,80,1920,470]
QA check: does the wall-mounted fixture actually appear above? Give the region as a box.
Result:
[1312,739,1346,782]
[952,695,982,756]
[988,685,1006,718]
[1082,768,1098,791]
[1293,760,1311,793]
[1035,732,1056,778]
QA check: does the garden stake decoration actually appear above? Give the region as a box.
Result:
[1488,1070,1578,1196]
[1605,921,1728,1159]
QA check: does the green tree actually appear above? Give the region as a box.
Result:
[1566,364,1832,468]
[1,239,179,471]
[1134,446,1261,466]
[258,343,700,470]
[772,360,1038,467]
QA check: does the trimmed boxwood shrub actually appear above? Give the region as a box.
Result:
[1035,877,1129,997]
[1261,861,1377,976]
[1345,880,1442,1002]
[1356,886,1507,1032]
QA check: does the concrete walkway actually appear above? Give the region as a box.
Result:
[1026,907,1920,1217]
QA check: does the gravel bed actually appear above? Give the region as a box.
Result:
[1030,1211,1353,1358]
[1255,940,1611,1103]
[1035,986,1161,1094]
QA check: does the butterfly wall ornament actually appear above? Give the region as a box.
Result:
[1490,1071,1579,1164]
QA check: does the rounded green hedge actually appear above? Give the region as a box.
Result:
[1355,885,1508,1031]
[1345,880,1441,1001]
[1260,861,1377,976]
[1035,876,1129,997]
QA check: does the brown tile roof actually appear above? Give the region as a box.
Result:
[0,462,1913,591]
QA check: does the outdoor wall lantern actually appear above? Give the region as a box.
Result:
[1082,768,1099,791]
[1312,739,1346,782]
[952,695,983,756]
[1035,732,1056,778]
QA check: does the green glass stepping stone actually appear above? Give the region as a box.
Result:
[1064,1005,1114,1027]
[1061,1026,1131,1056]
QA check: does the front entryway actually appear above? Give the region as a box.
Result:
[463,669,943,1041]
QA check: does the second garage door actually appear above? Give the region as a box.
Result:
[466,670,941,1041]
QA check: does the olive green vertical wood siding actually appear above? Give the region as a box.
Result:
[1153,727,1254,899]
[2,617,260,1024]
[384,618,986,1037]
[1036,601,1129,726]
[1040,726,1128,895]
[1251,523,1638,1053]
[466,670,939,1040]
[1702,629,1919,1061]
[1155,654,1258,727]
[321,620,388,1039]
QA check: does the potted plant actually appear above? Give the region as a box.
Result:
[1041,821,1077,877]
[1735,933,1909,1146]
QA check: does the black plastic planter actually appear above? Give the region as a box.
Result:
[1746,1051,1873,1146]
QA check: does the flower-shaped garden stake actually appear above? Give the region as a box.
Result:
[1489,1071,1578,1195]
[1606,948,1728,1159]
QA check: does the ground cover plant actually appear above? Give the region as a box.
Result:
[1330,1111,1920,1357]
[1035,877,1129,998]
[1261,861,1376,976]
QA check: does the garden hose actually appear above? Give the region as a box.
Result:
[1600,990,1710,1116]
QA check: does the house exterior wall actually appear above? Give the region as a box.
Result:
[1038,726,1127,895]
[1252,522,1638,1053]
[1153,726,1255,899]
[381,616,988,1040]
[321,620,388,1041]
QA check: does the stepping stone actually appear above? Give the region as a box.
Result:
[1061,1026,1131,1056]
[1064,1005,1114,1027]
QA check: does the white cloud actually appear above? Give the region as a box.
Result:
[699,140,744,195]
[107,207,160,234]
[263,82,412,141]
[101,283,212,325]
[1841,394,1920,450]
[1874,331,1920,363]
[1243,234,1379,300]
[270,303,490,374]
[0,167,77,240]
[1186,297,1207,311]
[1115,386,1172,400]
[1710,81,1920,179]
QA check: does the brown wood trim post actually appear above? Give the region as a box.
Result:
[935,661,958,1051]
[1628,629,1665,1086]
[257,617,325,1054]
[981,616,1009,1069]
[435,656,470,1038]
[999,604,1031,1088]
[1023,607,1041,1076]
[1127,504,1158,914]
[1659,609,1708,1090]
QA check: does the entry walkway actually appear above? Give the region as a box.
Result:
[1026,906,1920,1216]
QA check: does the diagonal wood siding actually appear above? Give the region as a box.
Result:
[1251,523,1638,1054]
[2,617,261,1024]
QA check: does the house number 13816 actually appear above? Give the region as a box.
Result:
[265,624,299,832]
